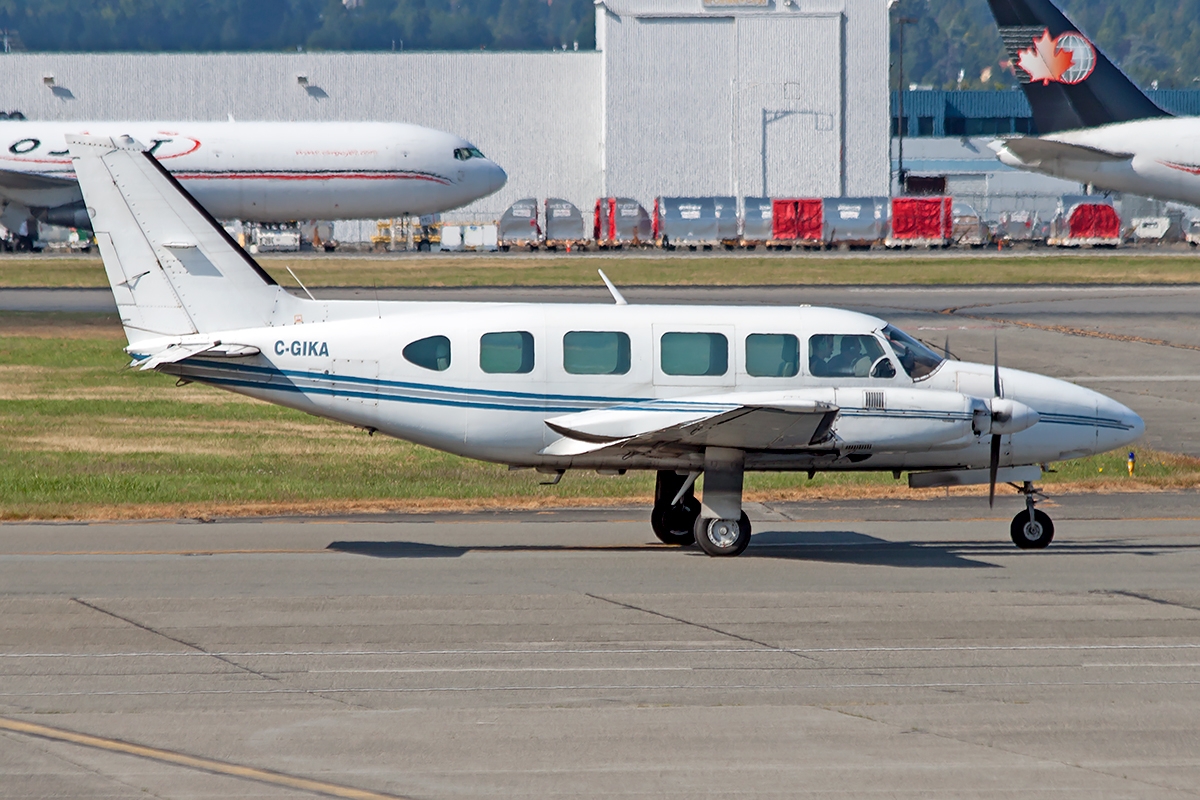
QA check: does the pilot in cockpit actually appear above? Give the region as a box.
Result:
[827,337,865,376]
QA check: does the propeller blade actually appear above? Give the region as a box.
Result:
[993,338,1002,399]
[989,433,1001,507]
[943,336,950,360]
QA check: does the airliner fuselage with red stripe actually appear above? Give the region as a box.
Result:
[0,120,507,229]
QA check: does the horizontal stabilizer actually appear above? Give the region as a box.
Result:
[130,340,260,370]
[999,136,1132,164]
[544,399,839,455]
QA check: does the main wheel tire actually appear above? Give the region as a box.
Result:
[651,497,700,546]
[693,512,752,557]
[1010,508,1054,549]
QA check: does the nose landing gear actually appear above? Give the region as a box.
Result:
[1010,480,1054,549]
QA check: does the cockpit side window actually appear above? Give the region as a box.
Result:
[808,334,887,378]
[881,324,944,380]
[453,147,486,161]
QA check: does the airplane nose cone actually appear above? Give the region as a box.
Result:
[486,161,507,195]
[1099,396,1145,450]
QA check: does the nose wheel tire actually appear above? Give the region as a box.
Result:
[1010,508,1054,549]
[694,513,752,557]
[651,497,701,546]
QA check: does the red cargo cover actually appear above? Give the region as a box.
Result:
[891,197,952,241]
[594,198,617,242]
[772,199,823,242]
[1068,203,1120,239]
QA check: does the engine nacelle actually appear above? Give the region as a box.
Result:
[37,201,92,230]
[989,398,1040,435]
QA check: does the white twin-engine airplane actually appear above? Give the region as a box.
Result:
[988,0,1200,206]
[0,120,506,232]
[70,134,1144,557]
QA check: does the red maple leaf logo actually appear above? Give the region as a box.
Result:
[1017,29,1075,85]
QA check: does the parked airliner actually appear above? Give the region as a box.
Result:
[69,134,1143,557]
[0,120,506,232]
[988,0,1200,206]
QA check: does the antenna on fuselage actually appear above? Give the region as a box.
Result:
[597,269,627,306]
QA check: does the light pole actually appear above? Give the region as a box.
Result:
[895,16,916,195]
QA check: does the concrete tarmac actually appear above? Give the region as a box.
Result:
[3,495,1200,799]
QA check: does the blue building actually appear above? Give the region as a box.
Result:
[891,89,1200,138]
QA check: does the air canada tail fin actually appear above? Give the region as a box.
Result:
[68,134,288,346]
[988,0,1170,134]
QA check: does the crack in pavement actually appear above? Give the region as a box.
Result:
[824,705,1200,798]
[71,598,277,681]
[1103,590,1200,614]
[585,592,820,663]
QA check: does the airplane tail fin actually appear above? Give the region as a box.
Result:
[988,0,1170,134]
[68,134,292,346]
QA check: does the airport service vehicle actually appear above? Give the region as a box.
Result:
[70,134,1144,557]
[0,120,506,233]
[987,0,1200,206]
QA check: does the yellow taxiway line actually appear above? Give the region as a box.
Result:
[0,715,413,800]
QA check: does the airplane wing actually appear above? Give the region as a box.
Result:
[541,400,839,458]
[998,137,1133,164]
[0,168,82,208]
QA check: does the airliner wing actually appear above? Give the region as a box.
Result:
[0,168,82,208]
[998,137,1133,164]
[541,400,839,457]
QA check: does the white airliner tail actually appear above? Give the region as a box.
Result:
[68,134,290,345]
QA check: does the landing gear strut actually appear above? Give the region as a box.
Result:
[651,470,701,546]
[1010,480,1054,549]
[692,447,753,557]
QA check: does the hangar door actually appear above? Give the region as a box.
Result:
[734,15,843,198]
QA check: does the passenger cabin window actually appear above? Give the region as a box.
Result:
[563,331,631,375]
[453,147,486,161]
[661,332,728,376]
[746,334,799,378]
[480,331,534,374]
[808,334,888,378]
[881,324,944,380]
[402,335,451,372]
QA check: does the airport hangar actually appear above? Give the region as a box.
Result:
[0,0,889,229]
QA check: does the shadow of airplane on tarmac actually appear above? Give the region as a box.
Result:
[328,529,1200,568]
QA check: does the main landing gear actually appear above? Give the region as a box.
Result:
[651,448,753,557]
[651,470,701,546]
[1010,480,1054,549]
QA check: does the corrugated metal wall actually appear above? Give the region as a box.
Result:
[600,0,888,204]
[0,52,603,218]
[0,0,888,219]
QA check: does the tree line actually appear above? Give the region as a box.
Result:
[0,0,1196,91]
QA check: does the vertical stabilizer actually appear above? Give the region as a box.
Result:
[988,0,1169,134]
[68,134,285,344]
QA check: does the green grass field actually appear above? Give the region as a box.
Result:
[1,311,1193,521]
[4,251,1200,289]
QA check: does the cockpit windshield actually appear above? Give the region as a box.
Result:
[881,324,944,380]
[453,147,486,161]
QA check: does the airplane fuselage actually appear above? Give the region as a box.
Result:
[0,120,506,226]
[998,117,1200,205]
[147,300,1142,473]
